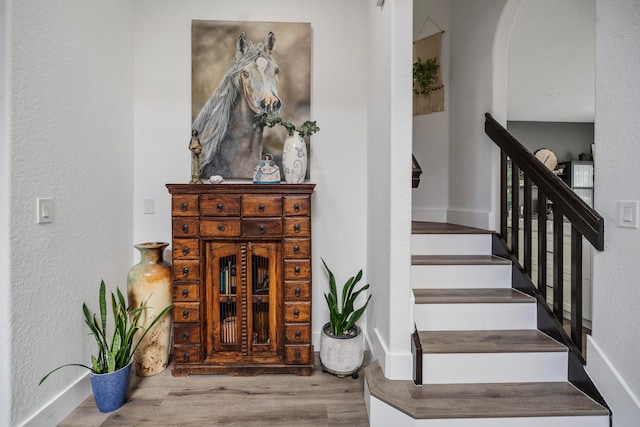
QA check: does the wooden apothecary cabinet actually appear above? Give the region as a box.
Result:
[166,184,315,376]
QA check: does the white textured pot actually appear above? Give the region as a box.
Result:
[319,322,364,378]
[281,131,307,184]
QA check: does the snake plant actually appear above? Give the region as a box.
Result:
[39,280,172,384]
[322,258,371,337]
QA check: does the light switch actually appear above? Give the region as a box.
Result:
[37,198,53,224]
[618,201,639,228]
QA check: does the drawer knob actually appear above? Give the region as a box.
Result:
[182,331,190,340]
[182,224,189,233]
[181,202,188,212]
[294,266,300,275]
[295,330,301,340]
[295,287,301,297]
[182,309,190,319]
[293,224,300,233]
[182,288,189,298]
[183,352,190,362]
[216,203,224,212]
[293,309,300,318]
[258,203,265,212]
[293,203,300,212]
[293,245,300,253]
[294,351,301,358]
[217,224,225,232]
[258,224,265,234]
[182,246,190,255]
[182,267,190,276]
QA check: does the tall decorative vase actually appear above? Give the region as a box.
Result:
[281,131,307,184]
[127,242,172,376]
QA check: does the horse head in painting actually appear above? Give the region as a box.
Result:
[192,32,282,179]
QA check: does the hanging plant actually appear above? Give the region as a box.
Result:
[412,57,440,96]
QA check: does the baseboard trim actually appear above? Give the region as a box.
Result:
[586,336,640,427]
[411,208,447,223]
[371,328,413,380]
[21,374,91,427]
[446,209,491,230]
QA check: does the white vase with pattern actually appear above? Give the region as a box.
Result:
[281,131,307,184]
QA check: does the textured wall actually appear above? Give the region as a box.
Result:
[7,1,134,425]
[589,0,640,424]
[367,0,414,379]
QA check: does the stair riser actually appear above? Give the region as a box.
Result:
[411,234,492,256]
[411,265,512,289]
[367,395,609,427]
[421,352,568,384]
[414,303,537,330]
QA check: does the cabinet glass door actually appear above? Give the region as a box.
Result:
[248,242,280,356]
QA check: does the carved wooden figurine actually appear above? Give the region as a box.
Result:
[189,130,203,184]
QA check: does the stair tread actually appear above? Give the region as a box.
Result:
[365,360,609,420]
[418,329,567,354]
[414,288,534,304]
[412,254,511,265]
[412,221,494,235]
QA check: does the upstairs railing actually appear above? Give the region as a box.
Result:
[485,113,604,362]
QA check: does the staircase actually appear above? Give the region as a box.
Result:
[364,222,610,427]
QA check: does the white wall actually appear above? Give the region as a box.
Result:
[587,1,640,425]
[131,0,369,357]
[1,0,11,425]
[6,1,134,425]
[412,0,450,223]
[367,0,413,379]
[447,0,508,230]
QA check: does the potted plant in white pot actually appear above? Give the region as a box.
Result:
[319,258,371,379]
[39,280,172,412]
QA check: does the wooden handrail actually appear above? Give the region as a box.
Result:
[485,113,604,251]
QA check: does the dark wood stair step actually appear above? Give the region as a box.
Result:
[412,221,494,235]
[412,254,511,265]
[414,288,534,305]
[417,329,567,354]
[365,360,609,420]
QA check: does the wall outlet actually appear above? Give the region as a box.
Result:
[144,198,154,214]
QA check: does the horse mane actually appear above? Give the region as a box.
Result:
[192,37,271,174]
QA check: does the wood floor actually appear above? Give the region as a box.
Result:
[60,355,369,427]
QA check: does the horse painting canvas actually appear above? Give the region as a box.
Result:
[192,21,311,180]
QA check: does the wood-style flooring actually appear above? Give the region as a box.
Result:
[60,355,369,427]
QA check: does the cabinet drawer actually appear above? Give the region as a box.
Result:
[284,196,310,216]
[284,301,311,322]
[200,196,241,216]
[284,259,311,280]
[172,195,198,216]
[284,281,311,300]
[173,260,200,282]
[284,218,310,237]
[174,345,201,364]
[174,302,200,323]
[285,324,311,344]
[173,283,199,301]
[200,219,241,237]
[173,239,199,259]
[174,324,201,345]
[173,218,198,238]
[242,219,282,237]
[283,238,310,259]
[242,196,282,217]
[284,345,311,365]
